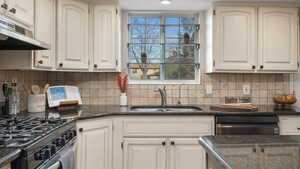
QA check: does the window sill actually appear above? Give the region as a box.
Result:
[129,80,200,85]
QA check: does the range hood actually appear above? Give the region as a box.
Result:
[0,17,50,50]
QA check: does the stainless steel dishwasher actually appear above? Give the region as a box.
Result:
[215,115,279,135]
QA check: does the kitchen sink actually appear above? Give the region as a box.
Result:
[129,105,202,112]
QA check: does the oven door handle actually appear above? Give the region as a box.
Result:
[47,161,61,169]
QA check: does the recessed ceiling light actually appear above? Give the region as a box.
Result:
[161,0,171,5]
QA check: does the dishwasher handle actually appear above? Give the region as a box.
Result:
[47,161,61,169]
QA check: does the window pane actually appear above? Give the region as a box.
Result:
[146,25,160,39]
[180,64,195,80]
[165,64,195,80]
[165,64,180,80]
[130,16,146,24]
[165,26,180,38]
[165,17,180,25]
[128,44,162,62]
[129,64,160,80]
[130,25,146,39]
[180,26,196,43]
[180,17,195,24]
[146,17,160,24]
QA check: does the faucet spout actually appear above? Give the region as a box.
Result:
[154,86,167,106]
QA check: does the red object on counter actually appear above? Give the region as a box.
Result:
[117,74,128,93]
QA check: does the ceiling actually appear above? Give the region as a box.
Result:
[119,0,300,10]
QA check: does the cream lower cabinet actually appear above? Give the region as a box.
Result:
[123,138,167,169]
[122,116,214,169]
[77,119,113,169]
[279,116,300,135]
[169,138,206,169]
[57,0,89,70]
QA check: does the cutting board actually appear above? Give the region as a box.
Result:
[210,104,258,112]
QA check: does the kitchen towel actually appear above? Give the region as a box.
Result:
[59,144,76,169]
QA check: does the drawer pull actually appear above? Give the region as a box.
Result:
[38,60,43,64]
[171,141,175,145]
[79,128,83,132]
[9,8,16,14]
[162,142,166,146]
[261,148,264,153]
[1,3,7,10]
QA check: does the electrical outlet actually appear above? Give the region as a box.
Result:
[243,84,251,96]
[206,84,213,96]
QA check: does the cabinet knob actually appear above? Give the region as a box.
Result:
[171,141,175,145]
[78,128,83,132]
[260,65,264,69]
[162,141,166,146]
[252,65,256,69]
[1,3,7,10]
[59,63,63,67]
[9,8,16,14]
[38,60,43,64]
[94,64,98,68]
[253,148,256,153]
[261,148,265,153]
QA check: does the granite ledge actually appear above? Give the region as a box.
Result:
[45,105,300,120]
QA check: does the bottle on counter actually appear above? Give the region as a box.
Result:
[9,81,20,115]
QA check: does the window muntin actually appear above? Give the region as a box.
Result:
[128,14,200,82]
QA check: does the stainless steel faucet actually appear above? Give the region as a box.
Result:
[154,86,167,106]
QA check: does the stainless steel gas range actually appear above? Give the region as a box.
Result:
[0,116,76,169]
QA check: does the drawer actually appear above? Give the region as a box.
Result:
[122,116,214,137]
[279,116,300,135]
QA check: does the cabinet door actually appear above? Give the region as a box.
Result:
[217,146,257,169]
[93,5,117,70]
[260,146,299,169]
[77,120,113,169]
[0,0,6,15]
[57,0,89,70]
[7,0,34,26]
[169,138,206,169]
[214,6,257,71]
[34,0,56,69]
[123,138,166,169]
[258,7,298,71]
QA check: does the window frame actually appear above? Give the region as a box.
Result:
[125,12,201,85]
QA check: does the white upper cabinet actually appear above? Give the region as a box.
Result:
[258,7,299,72]
[93,5,118,70]
[7,0,34,27]
[206,5,299,73]
[34,0,56,69]
[214,6,257,71]
[0,0,6,14]
[57,0,89,70]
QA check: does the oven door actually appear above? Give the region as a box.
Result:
[216,123,279,135]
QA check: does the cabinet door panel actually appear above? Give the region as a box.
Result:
[260,146,299,169]
[77,120,112,169]
[169,138,206,169]
[258,7,298,71]
[57,0,89,70]
[214,7,257,71]
[123,138,166,169]
[93,5,117,70]
[34,0,55,69]
[217,146,257,169]
[7,0,34,26]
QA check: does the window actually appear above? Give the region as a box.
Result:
[127,14,200,84]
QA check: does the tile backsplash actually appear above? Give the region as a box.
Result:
[0,71,292,111]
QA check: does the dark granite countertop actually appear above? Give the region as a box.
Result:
[45,104,300,120]
[0,148,21,168]
[199,135,300,169]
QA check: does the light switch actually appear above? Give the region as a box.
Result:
[206,84,213,96]
[243,84,251,96]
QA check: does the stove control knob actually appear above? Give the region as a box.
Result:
[50,145,56,155]
[58,137,66,146]
[34,152,43,161]
[43,149,51,160]
[34,149,50,161]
